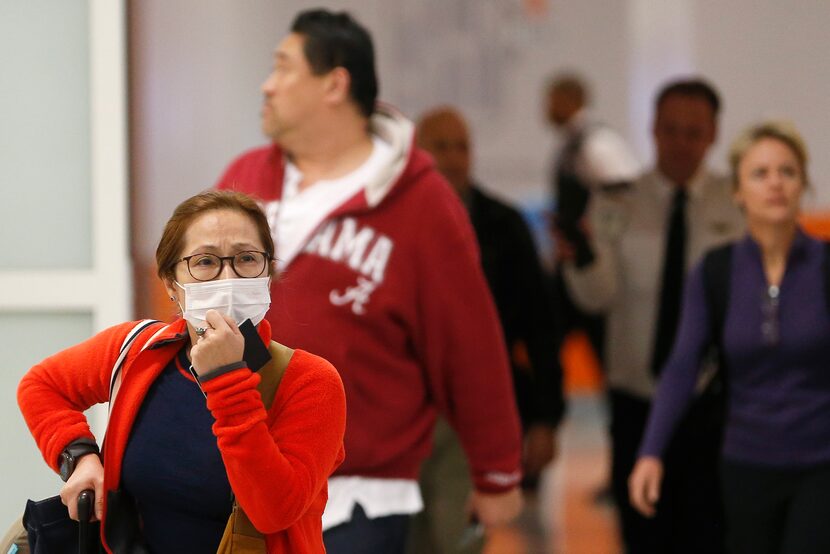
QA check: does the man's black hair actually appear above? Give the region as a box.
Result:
[291,9,378,118]
[655,78,721,117]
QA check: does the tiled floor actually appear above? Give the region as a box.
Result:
[485,393,622,554]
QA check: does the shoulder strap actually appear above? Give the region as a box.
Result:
[702,243,733,347]
[108,319,161,413]
[706,240,830,329]
[256,342,292,410]
[823,242,830,316]
[226,342,294,542]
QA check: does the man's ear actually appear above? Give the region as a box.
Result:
[324,67,352,106]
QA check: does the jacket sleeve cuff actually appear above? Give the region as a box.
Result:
[198,361,248,383]
[473,469,523,493]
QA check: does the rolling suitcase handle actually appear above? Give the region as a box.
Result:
[77,490,96,554]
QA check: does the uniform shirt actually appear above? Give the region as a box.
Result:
[563,168,744,398]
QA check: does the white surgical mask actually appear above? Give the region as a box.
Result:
[175,277,271,330]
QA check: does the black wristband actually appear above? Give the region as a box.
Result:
[59,438,100,482]
[197,361,248,383]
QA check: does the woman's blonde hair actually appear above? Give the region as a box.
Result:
[729,120,809,189]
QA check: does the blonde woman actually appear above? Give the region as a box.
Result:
[630,122,830,554]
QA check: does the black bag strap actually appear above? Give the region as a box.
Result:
[823,242,830,316]
[701,243,734,397]
[702,243,734,347]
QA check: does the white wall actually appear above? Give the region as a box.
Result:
[691,0,830,194]
[1,0,131,526]
[130,0,632,264]
[130,0,830,300]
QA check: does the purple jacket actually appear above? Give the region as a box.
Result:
[640,228,830,467]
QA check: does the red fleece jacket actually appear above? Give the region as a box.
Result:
[17,318,346,553]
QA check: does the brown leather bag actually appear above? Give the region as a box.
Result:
[215,504,265,553]
[0,517,28,554]
[216,341,291,554]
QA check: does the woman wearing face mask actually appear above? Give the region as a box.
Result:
[17,190,347,553]
[628,121,830,554]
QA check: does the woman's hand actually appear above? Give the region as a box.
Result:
[628,456,664,517]
[190,310,244,376]
[60,454,104,521]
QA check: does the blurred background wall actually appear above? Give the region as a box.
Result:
[129,0,830,315]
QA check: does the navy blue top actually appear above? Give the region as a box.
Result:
[122,348,232,552]
[641,229,830,467]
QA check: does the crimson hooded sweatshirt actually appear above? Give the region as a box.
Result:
[217,106,522,493]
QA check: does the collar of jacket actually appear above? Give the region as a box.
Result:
[103,317,273,469]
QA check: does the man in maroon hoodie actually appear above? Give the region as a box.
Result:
[216,9,523,553]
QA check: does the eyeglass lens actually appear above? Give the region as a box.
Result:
[186,251,266,281]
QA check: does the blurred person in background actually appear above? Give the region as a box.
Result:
[546,74,640,515]
[545,72,640,367]
[216,9,523,553]
[631,121,830,554]
[558,78,743,553]
[413,106,564,553]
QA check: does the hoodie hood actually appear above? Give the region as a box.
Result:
[290,103,435,221]
[217,103,436,216]
[362,103,416,207]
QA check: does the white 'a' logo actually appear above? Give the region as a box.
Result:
[304,218,394,314]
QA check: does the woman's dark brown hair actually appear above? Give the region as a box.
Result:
[155,190,275,281]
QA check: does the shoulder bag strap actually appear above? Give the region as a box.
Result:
[702,243,733,348]
[224,342,293,550]
[823,242,830,316]
[108,319,161,414]
[701,243,734,391]
[256,342,291,409]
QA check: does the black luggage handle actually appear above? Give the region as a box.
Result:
[77,489,95,553]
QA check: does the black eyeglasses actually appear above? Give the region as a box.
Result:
[178,251,270,281]
[761,285,780,346]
